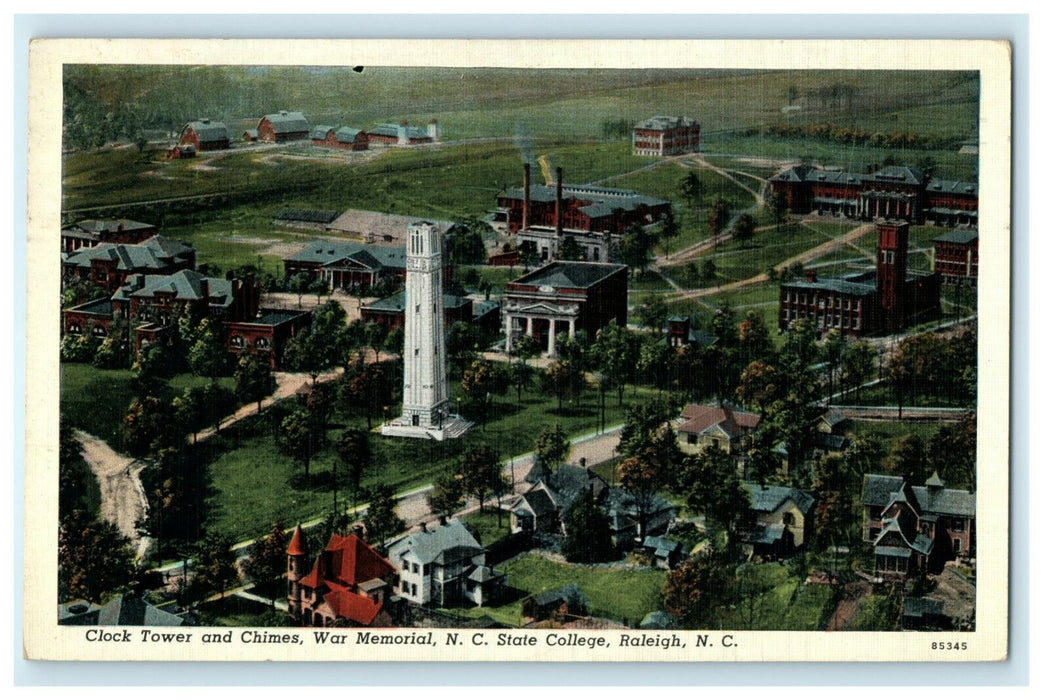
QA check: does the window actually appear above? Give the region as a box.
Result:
[92,325,108,338]
[415,304,420,314]
[230,336,245,349]
[412,563,419,574]
[411,584,417,597]
[953,538,961,554]
[67,322,82,335]
[402,559,409,571]
[687,433,698,445]
[255,337,271,349]
[782,512,795,526]
[423,564,430,576]
[401,581,408,592]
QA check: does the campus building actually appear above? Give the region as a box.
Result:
[768,164,978,227]
[502,261,629,357]
[933,229,979,285]
[632,116,702,156]
[778,221,941,336]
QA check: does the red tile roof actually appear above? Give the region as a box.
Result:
[286,525,306,556]
[679,404,760,439]
[317,534,396,587]
[323,585,383,626]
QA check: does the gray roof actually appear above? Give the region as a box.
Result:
[744,483,817,515]
[634,115,700,130]
[335,127,364,142]
[369,123,430,139]
[287,240,406,270]
[517,488,558,517]
[467,565,504,584]
[310,125,336,140]
[96,595,186,626]
[643,535,682,558]
[183,120,229,143]
[66,297,114,315]
[363,291,470,314]
[934,230,979,245]
[745,522,787,545]
[805,170,867,186]
[114,270,233,308]
[771,165,816,183]
[640,611,680,630]
[904,597,945,618]
[546,465,608,510]
[262,111,309,134]
[502,183,669,217]
[531,583,585,608]
[926,179,978,196]
[873,166,926,185]
[862,474,974,518]
[275,209,341,224]
[64,236,194,272]
[510,261,627,290]
[73,219,155,234]
[782,270,878,297]
[813,433,849,451]
[388,520,483,566]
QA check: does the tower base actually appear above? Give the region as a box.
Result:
[380,415,474,441]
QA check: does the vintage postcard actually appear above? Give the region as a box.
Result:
[23,38,1011,662]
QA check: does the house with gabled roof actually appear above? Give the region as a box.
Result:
[740,483,817,559]
[385,519,504,608]
[311,125,369,151]
[180,118,230,151]
[676,403,761,456]
[283,239,407,290]
[286,526,398,627]
[61,218,160,252]
[59,595,189,626]
[63,236,196,293]
[258,110,309,143]
[862,473,975,579]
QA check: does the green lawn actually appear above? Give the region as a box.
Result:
[721,562,838,631]
[849,419,947,444]
[60,363,237,452]
[844,381,975,410]
[845,593,900,631]
[457,552,667,627]
[204,378,662,542]
[463,510,512,547]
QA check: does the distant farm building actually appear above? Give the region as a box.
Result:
[166,143,196,159]
[242,129,259,142]
[366,120,438,146]
[179,118,230,151]
[273,209,342,231]
[257,110,309,143]
[769,164,978,227]
[633,116,702,156]
[311,125,369,151]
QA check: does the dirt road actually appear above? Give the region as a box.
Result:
[826,580,872,631]
[74,430,150,559]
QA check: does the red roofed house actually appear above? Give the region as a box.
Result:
[286,526,397,628]
[676,403,761,456]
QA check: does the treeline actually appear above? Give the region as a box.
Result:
[752,121,965,152]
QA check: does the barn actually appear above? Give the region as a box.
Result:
[180,119,230,151]
[258,111,310,143]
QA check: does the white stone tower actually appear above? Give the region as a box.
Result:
[381,222,472,440]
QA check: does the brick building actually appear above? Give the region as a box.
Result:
[502,261,629,357]
[361,291,473,331]
[862,473,975,579]
[286,526,397,628]
[778,221,941,335]
[62,236,196,292]
[310,125,370,151]
[61,219,159,253]
[768,164,978,226]
[225,308,312,369]
[257,111,309,143]
[632,115,702,156]
[179,118,230,151]
[283,240,407,290]
[933,229,979,285]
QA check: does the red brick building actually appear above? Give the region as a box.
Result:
[283,240,407,290]
[62,236,196,292]
[179,119,230,151]
[61,219,160,253]
[165,143,196,159]
[862,473,975,579]
[768,164,978,227]
[933,229,979,285]
[361,291,473,331]
[778,221,941,335]
[258,111,309,143]
[225,308,313,368]
[502,261,629,357]
[310,125,369,151]
[286,526,397,628]
[632,115,702,156]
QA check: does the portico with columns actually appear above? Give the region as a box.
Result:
[503,301,580,357]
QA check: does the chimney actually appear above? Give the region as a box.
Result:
[805,269,817,283]
[556,167,564,237]
[200,278,209,300]
[398,120,409,145]
[280,110,288,116]
[522,163,531,231]
[200,117,210,124]
[438,514,447,526]
[419,521,428,533]
[118,221,125,232]
[351,523,366,540]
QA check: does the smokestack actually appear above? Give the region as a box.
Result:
[522,163,531,231]
[556,167,564,237]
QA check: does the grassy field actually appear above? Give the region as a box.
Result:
[203,378,661,542]
[720,562,838,631]
[60,363,237,452]
[457,552,667,627]
[462,510,512,548]
[845,592,900,631]
[849,419,946,445]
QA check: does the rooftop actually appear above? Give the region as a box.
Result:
[509,261,627,290]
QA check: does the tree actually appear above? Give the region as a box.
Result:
[765,191,789,231]
[429,470,465,518]
[841,340,877,402]
[461,360,509,425]
[928,413,976,491]
[535,423,571,470]
[658,216,680,258]
[278,408,317,480]
[234,353,275,413]
[885,434,927,485]
[506,360,534,405]
[619,224,656,276]
[542,359,583,412]
[731,213,756,240]
[679,170,703,230]
[662,553,734,628]
[186,317,230,379]
[309,277,330,304]
[459,446,502,514]
[61,331,100,363]
[189,534,240,603]
[556,235,586,262]
[682,445,750,550]
[737,310,774,368]
[362,321,388,364]
[58,509,138,603]
[811,456,856,551]
[363,484,405,553]
[340,362,388,430]
[708,198,730,237]
[637,294,669,335]
[288,272,313,308]
[244,521,289,607]
[336,428,370,511]
[617,395,676,458]
[591,322,633,407]
[562,490,617,563]
[284,301,352,381]
[448,321,480,377]
[123,394,181,457]
[618,449,668,541]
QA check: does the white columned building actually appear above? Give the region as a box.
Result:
[381,222,472,441]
